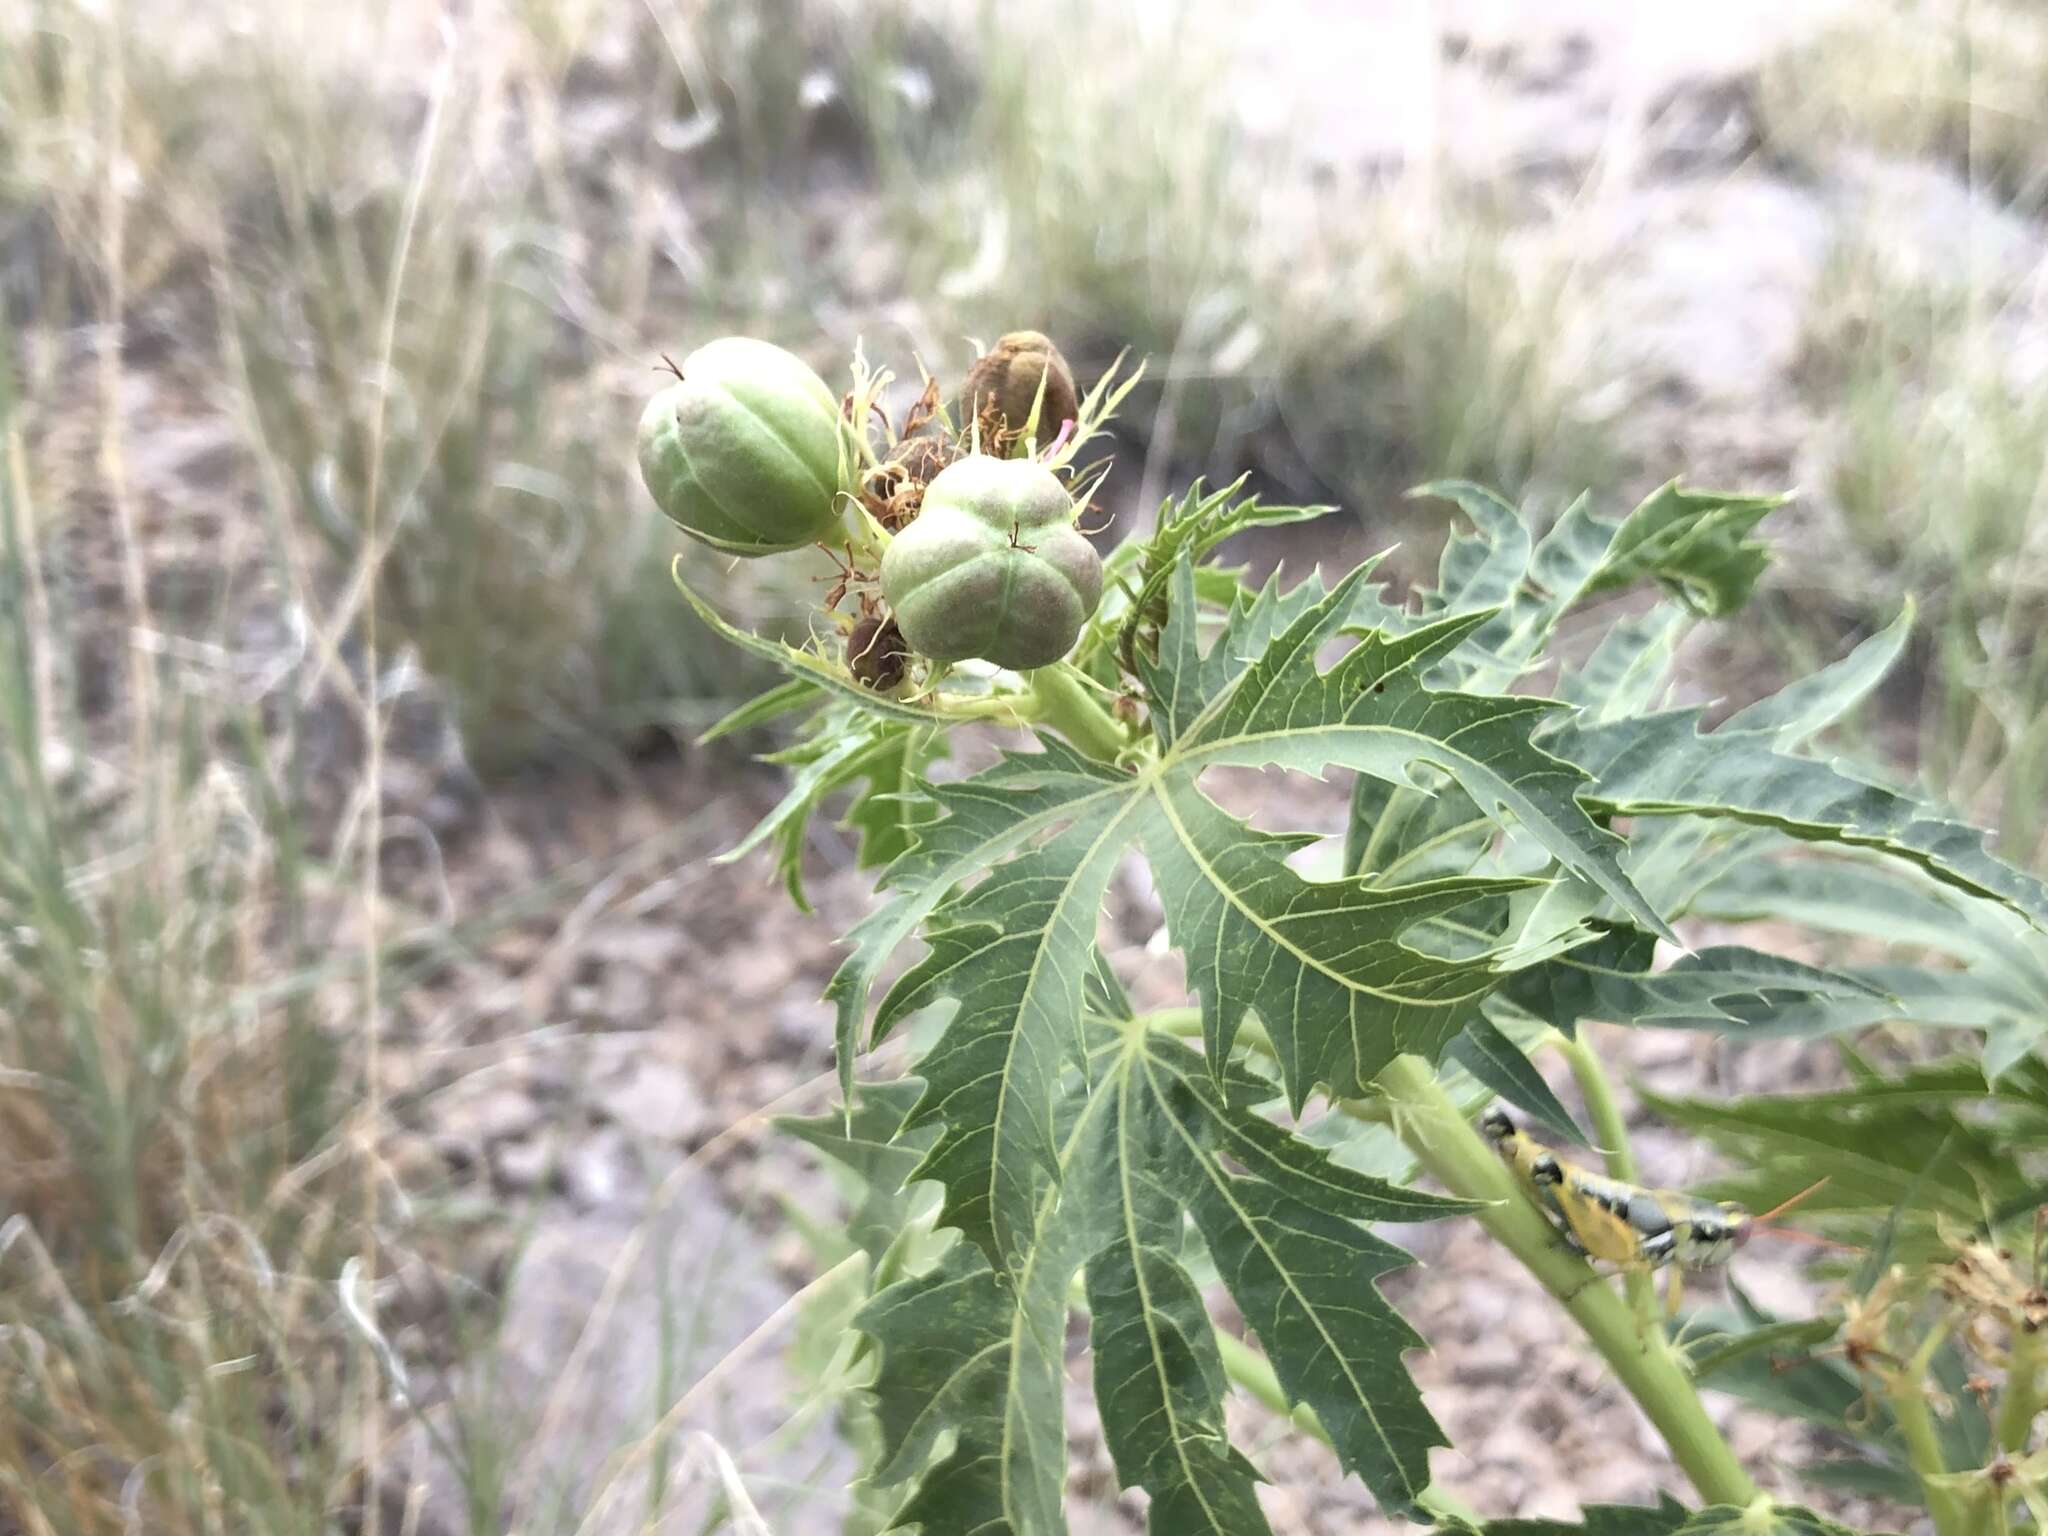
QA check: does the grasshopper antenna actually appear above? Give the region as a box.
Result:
[1746,1178,1862,1252]
[1756,1177,1830,1227]
[1759,1228,1865,1254]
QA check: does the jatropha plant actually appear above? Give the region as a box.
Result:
[640,332,2048,1534]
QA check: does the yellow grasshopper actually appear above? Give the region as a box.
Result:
[1481,1106,1828,1313]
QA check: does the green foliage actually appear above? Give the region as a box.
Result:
[1646,1052,2048,1263]
[1103,475,1330,675]
[714,701,945,910]
[1692,851,2048,1073]
[849,1023,1471,1525]
[1577,482,1786,618]
[1474,1500,1688,1536]
[1677,1286,1935,1509]
[704,464,2048,1532]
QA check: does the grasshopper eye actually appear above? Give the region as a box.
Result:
[1712,1204,1751,1247]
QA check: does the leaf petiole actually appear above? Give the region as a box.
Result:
[1022,661,1130,763]
[1996,1319,2043,1455]
[1553,1028,1657,1327]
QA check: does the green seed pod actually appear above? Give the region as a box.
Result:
[636,337,844,556]
[880,455,1102,670]
[960,330,1079,447]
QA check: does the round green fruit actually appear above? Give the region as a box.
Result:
[636,337,845,555]
[880,455,1102,670]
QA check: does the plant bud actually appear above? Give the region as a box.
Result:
[960,331,1079,448]
[637,337,844,555]
[887,431,962,486]
[847,612,910,691]
[880,454,1102,670]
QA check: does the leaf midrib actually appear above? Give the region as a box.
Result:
[891,1041,1120,1527]
[1137,1046,1422,1506]
[1149,783,1504,1010]
[1113,1040,1237,1533]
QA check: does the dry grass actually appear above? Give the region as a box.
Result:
[0,298,367,1529]
[889,1,1612,518]
[1759,0,2048,211]
[4,0,1618,760]
[1794,229,2048,862]
[3,1,823,771]
[0,2,924,1524]
[1753,0,2048,866]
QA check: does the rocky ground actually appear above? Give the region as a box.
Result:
[46,2,2033,1532]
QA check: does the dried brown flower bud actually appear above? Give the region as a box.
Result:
[960,331,1079,448]
[848,612,910,691]
[888,431,963,486]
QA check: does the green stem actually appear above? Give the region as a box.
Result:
[1372,1054,1759,1508]
[1886,1367,1968,1536]
[1214,1329,1481,1529]
[1412,1484,1485,1531]
[1554,1030,1655,1323]
[1147,1007,1205,1039]
[925,693,1036,728]
[1215,1327,1323,1441]
[1146,1007,1276,1059]
[1554,1030,1638,1182]
[1997,1323,2043,1455]
[1023,663,1128,764]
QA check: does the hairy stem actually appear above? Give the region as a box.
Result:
[925,692,1037,728]
[1997,1322,2043,1455]
[1023,662,1128,763]
[1554,1029,1655,1323]
[1372,1054,1759,1508]
[1213,1330,1481,1528]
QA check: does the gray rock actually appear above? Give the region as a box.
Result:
[491,1133,562,1194]
[593,1058,710,1145]
[564,1125,644,1209]
[391,1170,852,1534]
[441,1084,543,1146]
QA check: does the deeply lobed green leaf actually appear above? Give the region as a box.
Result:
[854,1024,1470,1532]
[724,472,2042,1534]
